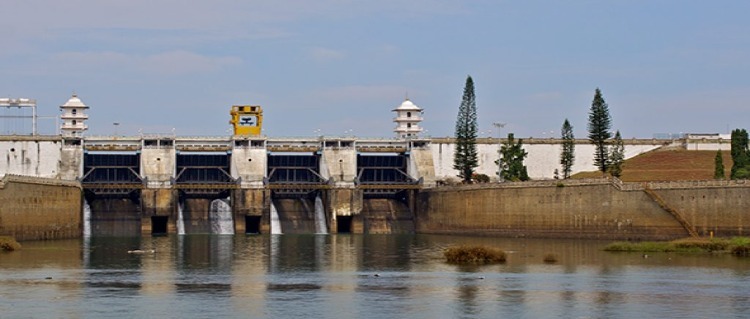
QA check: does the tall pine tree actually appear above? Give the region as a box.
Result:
[714,150,725,180]
[608,130,625,178]
[560,119,575,179]
[453,76,478,183]
[587,88,612,175]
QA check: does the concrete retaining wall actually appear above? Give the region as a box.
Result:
[0,175,81,241]
[416,180,750,240]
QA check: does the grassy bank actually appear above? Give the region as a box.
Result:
[605,237,750,256]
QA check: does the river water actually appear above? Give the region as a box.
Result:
[1,234,749,318]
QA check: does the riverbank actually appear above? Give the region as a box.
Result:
[605,237,750,256]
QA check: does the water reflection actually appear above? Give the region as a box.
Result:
[1,235,750,318]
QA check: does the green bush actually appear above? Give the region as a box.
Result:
[0,236,21,252]
[444,245,506,264]
[472,174,491,183]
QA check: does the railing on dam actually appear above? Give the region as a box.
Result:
[355,154,419,195]
[175,153,236,195]
[266,154,328,195]
[81,153,143,195]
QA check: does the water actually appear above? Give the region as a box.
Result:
[177,201,185,235]
[209,198,234,235]
[82,199,91,237]
[314,195,328,234]
[1,235,750,318]
[270,201,282,234]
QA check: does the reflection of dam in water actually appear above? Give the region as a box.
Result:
[78,136,432,235]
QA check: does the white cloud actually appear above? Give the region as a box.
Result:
[309,47,346,62]
[49,50,241,76]
[141,51,242,75]
[312,85,413,102]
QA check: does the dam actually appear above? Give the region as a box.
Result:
[2,94,744,239]
[74,134,431,236]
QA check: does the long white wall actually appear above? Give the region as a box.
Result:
[0,139,62,178]
[0,136,673,182]
[431,139,666,181]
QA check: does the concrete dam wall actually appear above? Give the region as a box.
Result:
[0,175,81,241]
[416,180,750,240]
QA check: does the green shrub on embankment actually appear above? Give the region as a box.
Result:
[604,237,750,256]
[444,245,507,264]
[0,236,21,252]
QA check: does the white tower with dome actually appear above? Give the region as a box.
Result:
[392,98,423,138]
[59,93,90,137]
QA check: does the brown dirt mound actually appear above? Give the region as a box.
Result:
[573,150,731,182]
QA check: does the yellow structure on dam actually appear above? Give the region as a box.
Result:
[229,105,263,136]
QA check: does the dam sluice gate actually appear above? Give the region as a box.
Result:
[78,136,434,236]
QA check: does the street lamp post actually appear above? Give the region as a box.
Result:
[493,122,506,182]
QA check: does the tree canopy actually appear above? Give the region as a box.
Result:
[608,130,625,178]
[714,150,725,180]
[497,133,529,182]
[730,129,750,179]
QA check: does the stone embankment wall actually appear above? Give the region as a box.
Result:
[0,175,81,241]
[416,179,750,240]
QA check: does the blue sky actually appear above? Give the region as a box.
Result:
[1,1,748,138]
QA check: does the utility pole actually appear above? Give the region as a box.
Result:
[493,122,506,182]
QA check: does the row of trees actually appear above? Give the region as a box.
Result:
[454,75,750,183]
[452,75,625,182]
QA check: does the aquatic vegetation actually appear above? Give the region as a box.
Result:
[0,236,21,252]
[444,245,506,264]
[543,254,558,263]
[730,237,750,256]
[604,237,750,256]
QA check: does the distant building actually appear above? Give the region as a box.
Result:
[60,94,89,137]
[683,133,731,151]
[392,99,423,138]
